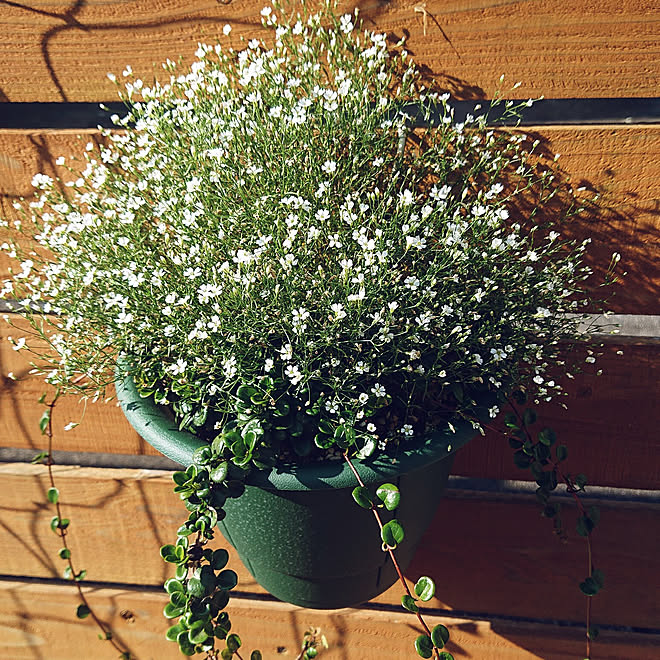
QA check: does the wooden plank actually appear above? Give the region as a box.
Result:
[1,125,659,313]
[1,314,658,488]
[453,342,660,489]
[0,1,657,102]
[1,463,658,630]
[2,581,657,660]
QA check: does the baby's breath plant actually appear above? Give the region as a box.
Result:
[1,1,611,657]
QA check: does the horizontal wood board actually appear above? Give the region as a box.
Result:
[1,463,658,630]
[1,313,658,488]
[0,1,658,102]
[2,581,657,660]
[0,126,658,314]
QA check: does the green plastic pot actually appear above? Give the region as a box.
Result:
[117,373,485,609]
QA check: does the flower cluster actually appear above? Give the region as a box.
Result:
[1,1,604,458]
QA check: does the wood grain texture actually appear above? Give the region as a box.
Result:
[1,463,659,630]
[0,1,658,102]
[2,316,658,488]
[2,580,658,660]
[1,125,659,314]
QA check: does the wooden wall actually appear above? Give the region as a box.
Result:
[0,1,658,658]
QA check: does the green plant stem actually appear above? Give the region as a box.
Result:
[504,398,594,659]
[343,452,441,660]
[44,393,132,659]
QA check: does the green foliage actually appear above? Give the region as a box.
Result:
[47,487,59,504]
[376,483,400,511]
[431,624,450,648]
[414,577,436,602]
[414,634,434,658]
[506,400,604,658]
[381,520,405,548]
[401,595,419,613]
[31,451,49,464]
[76,604,91,619]
[351,486,374,509]
[39,409,50,435]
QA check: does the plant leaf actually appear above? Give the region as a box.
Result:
[401,594,419,612]
[376,483,400,511]
[431,624,450,648]
[351,486,374,509]
[414,576,436,602]
[76,604,90,619]
[381,519,405,548]
[414,634,434,658]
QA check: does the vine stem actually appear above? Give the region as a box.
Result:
[504,398,594,659]
[44,392,132,659]
[343,453,441,660]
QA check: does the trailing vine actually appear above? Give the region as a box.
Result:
[346,456,453,660]
[502,392,603,659]
[34,393,133,659]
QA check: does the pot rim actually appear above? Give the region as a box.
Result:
[116,370,492,491]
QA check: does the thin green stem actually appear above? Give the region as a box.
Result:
[343,452,441,660]
[44,394,132,659]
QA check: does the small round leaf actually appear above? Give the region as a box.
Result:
[76,604,90,619]
[164,602,184,619]
[431,624,450,648]
[414,576,436,602]
[227,632,242,652]
[351,486,374,509]
[217,569,238,590]
[401,595,419,613]
[376,483,400,511]
[414,634,434,658]
[166,623,185,641]
[212,549,230,570]
[381,519,405,548]
[47,487,59,504]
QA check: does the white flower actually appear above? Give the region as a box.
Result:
[404,276,420,290]
[490,347,507,361]
[330,302,346,321]
[405,235,426,250]
[223,24,232,36]
[168,358,187,376]
[400,424,414,437]
[285,364,303,385]
[292,307,310,333]
[264,358,274,372]
[280,343,293,361]
[12,337,26,351]
[315,208,330,222]
[321,160,337,174]
[399,189,414,206]
[371,383,386,398]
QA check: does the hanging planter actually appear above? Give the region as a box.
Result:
[118,371,485,609]
[2,0,614,655]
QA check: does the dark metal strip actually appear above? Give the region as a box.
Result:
[0,98,658,130]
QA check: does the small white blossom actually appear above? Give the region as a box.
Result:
[285,364,303,385]
[321,160,337,174]
[371,383,386,398]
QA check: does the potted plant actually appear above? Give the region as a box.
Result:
[1,1,613,657]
